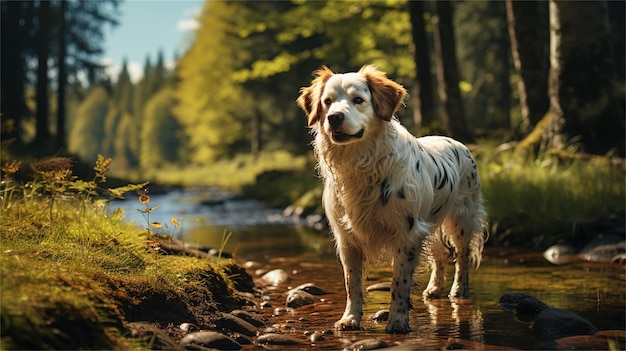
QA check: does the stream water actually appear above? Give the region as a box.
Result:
[111,188,625,350]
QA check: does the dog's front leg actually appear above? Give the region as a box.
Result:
[335,243,365,330]
[386,246,419,334]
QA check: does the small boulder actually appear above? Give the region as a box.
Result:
[180,331,242,350]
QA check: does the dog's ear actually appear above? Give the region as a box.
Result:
[359,65,407,121]
[297,66,334,127]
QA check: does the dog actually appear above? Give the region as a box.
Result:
[297,65,487,334]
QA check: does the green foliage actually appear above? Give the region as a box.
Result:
[140,87,183,170]
[174,0,248,164]
[68,87,110,162]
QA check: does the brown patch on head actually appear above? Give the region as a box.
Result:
[297,66,335,127]
[358,65,407,121]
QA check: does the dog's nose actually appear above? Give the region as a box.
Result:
[328,112,344,129]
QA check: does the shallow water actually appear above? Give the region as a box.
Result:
[111,189,626,349]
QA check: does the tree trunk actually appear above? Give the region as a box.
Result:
[506,0,549,131]
[56,0,67,150]
[35,0,52,144]
[431,0,472,142]
[408,0,437,135]
[548,0,624,155]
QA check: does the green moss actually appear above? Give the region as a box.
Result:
[0,164,248,349]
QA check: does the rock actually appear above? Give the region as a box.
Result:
[286,289,317,308]
[262,269,289,286]
[128,322,179,350]
[292,282,329,295]
[229,310,266,327]
[543,244,578,264]
[215,313,258,337]
[179,322,199,333]
[310,331,325,343]
[344,338,388,350]
[180,331,242,350]
[366,282,391,292]
[515,297,549,322]
[499,292,536,309]
[368,309,389,322]
[257,333,304,345]
[532,308,598,343]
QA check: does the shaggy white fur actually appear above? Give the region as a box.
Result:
[297,65,487,334]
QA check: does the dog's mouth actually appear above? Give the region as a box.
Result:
[331,128,365,143]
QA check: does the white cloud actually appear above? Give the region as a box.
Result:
[177,18,199,32]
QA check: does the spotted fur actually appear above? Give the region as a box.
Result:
[297,65,487,334]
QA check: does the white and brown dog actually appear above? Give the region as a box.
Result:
[297,65,487,334]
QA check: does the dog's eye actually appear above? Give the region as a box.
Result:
[324,98,332,105]
[353,97,364,105]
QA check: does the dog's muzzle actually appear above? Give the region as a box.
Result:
[327,112,364,143]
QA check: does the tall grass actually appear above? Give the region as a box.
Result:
[478,146,625,247]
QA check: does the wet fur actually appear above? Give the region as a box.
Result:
[297,65,487,334]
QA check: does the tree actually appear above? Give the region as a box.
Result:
[34,0,52,144]
[174,0,248,163]
[408,1,437,134]
[431,0,472,142]
[506,0,549,131]
[68,87,109,162]
[140,87,182,169]
[547,0,624,155]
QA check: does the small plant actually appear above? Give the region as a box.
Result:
[216,228,233,265]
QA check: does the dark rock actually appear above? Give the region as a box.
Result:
[180,331,242,350]
[286,289,317,308]
[344,338,388,350]
[215,313,258,337]
[128,322,179,350]
[293,283,329,295]
[366,282,391,292]
[498,292,536,309]
[515,297,549,322]
[533,308,598,344]
[257,333,304,345]
[229,310,265,327]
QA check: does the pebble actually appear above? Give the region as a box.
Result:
[366,282,391,292]
[292,282,329,295]
[216,313,258,337]
[229,309,266,327]
[370,309,389,322]
[286,289,317,308]
[257,333,305,345]
[180,331,242,350]
[344,337,388,350]
[310,331,325,343]
[261,269,289,286]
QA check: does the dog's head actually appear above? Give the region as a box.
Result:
[297,65,407,145]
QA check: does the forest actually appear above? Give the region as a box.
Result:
[1,0,625,179]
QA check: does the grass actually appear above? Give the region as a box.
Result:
[0,156,250,350]
[476,142,625,247]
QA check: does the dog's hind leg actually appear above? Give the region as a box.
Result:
[335,242,365,330]
[446,197,486,299]
[422,231,449,299]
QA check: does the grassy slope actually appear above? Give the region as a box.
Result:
[0,194,248,349]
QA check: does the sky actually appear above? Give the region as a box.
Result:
[102,0,204,83]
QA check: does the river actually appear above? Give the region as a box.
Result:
[110,188,625,349]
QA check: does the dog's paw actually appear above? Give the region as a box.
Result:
[385,318,411,334]
[422,286,443,299]
[448,284,470,299]
[334,315,361,331]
